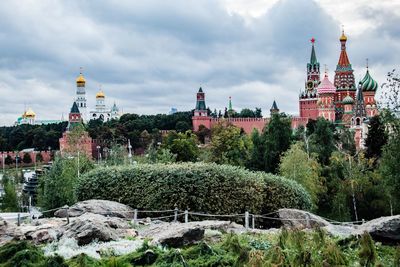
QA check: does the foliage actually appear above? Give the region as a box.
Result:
[36,153,44,162]
[0,122,67,151]
[162,131,199,162]
[210,121,252,166]
[365,115,387,160]
[279,142,325,205]
[0,174,19,212]
[38,155,94,211]
[359,232,377,267]
[246,129,265,171]
[1,230,399,266]
[262,113,292,173]
[22,152,32,164]
[75,163,311,220]
[307,118,336,165]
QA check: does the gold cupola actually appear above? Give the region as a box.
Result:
[96,89,105,98]
[76,70,86,87]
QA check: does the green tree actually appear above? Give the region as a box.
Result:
[239,108,255,118]
[279,142,324,205]
[36,153,43,162]
[263,113,292,173]
[246,129,265,171]
[1,176,19,212]
[156,148,177,163]
[38,155,94,210]
[210,121,252,166]
[22,153,32,164]
[365,115,387,160]
[308,118,336,165]
[162,131,199,162]
[175,121,190,133]
[5,155,13,165]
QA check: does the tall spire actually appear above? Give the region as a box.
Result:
[338,28,350,67]
[195,87,206,111]
[353,85,366,118]
[228,96,233,111]
[306,37,320,92]
[310,37,317,65]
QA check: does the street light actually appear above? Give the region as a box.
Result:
[96,146,101,164]
[1,153,4,173]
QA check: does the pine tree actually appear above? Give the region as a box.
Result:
[365,115,387,160]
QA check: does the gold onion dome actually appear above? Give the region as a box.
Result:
[76,73,86,84]
[25,108,36,117]
[340,30,347,41]
[96,90,105,98]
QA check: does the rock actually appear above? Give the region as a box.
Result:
[55,199,134,219]
[140,220,246,247]
[360,215,400,244]
[21,219,65,244]
[63,213,135,246]
[278,209,330,229]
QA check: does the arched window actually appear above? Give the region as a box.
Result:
[356,118,360,126]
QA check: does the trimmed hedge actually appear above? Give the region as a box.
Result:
[75,163,311,216]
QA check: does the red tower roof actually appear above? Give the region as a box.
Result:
[338,31,350,67]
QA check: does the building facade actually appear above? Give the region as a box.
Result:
[89,89,121,121]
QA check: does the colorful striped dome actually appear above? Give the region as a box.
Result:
[360,70,378,92]
[317,74,336,94]
[342,95,354,105]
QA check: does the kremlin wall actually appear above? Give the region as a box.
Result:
[192,31,379,149]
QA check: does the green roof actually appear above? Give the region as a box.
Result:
[70,102,80,113]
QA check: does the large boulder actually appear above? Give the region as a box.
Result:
[63,213,136,245]
[278,208,330,229]
[140,220,245,247]
[55,199,134,218]
[359,215,400,244]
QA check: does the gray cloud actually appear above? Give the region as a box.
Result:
[0,0,398,125]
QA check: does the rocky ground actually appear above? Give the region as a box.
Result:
[1,199,399,253]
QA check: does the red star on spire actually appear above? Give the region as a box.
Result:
[310,37,315,44]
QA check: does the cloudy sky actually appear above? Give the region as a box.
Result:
[0,0,399,125]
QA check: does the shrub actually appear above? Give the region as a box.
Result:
[75,163,312,218]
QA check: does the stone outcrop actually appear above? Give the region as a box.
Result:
[140,220,245,247]
[55,199,134,219]
[360,215,400,244]
[278,208,330,229]
[278,208,400,244]
[63,213,136,245]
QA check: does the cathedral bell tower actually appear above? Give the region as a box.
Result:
[75,68,87,122]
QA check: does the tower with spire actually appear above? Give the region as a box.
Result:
[334,29,356,122]
[299,38,320,119]
[75,68,87,122]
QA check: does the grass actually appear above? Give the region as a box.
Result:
[0,230,399,267]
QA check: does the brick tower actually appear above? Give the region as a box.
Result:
[299,38,320,119]
[334,30,356,122]
[192,87,211,131]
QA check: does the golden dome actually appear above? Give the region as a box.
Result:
[96,90,105,98]
[25,108,36,118]
[340,30,347,41]
[76,73,86,84]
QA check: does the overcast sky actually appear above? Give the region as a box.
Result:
[0,0,399,126]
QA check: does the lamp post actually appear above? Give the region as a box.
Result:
[103,147,109,165]
[77,151,80,179]
[96,145,101,165]
[128,139,132,165]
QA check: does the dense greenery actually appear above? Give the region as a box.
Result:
[38,155,94,211]
[75,163,312,218]
[1,231,398,267]
[0,174,19,212]
[0,122,67,151]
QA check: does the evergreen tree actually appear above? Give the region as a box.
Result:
[162,131,199,162]
[365,115,387,160]
[263,113,292,173]
[309,118,336,165]
[22,153,32,164]
[246,129,265,171]
[1,176,19,212]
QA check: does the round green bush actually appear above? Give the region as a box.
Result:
[75,163,311,216]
